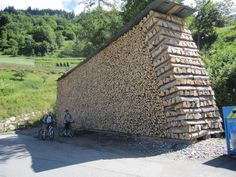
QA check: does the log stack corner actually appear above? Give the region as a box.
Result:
[56,0,223,141]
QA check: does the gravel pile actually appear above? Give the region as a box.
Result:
[86,132,227,160]
[127,137,227,160]
[161,138,226,160]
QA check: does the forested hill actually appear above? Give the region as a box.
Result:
[0,0,235,110]
[0,6,124,57]
[0,1,235,59]
[3,6,75,18]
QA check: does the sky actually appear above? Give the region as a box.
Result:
[0,0,122,14]
[0,0,235,15]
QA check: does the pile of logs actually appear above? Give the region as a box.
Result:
[57,10,223,141]
[142,10,223,140]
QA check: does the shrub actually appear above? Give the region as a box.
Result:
[13,70,27,81]
[3,47,18,56]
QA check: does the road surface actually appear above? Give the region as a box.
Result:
[0,133,235,177]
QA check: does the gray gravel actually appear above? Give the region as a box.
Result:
[118,136,227,160]
[159,138,226,160]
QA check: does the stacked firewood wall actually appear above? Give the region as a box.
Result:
[141,10,223,140]
[57,10,223,140]
[57,20,168,138]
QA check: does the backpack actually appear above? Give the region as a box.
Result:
[43,114,53,124]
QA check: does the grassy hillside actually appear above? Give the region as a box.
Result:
[202,25,236,107]
[0,55,82,121]
[0,68,58,120]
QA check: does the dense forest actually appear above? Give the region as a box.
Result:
[0,5,124,57]
[0,0,236,108]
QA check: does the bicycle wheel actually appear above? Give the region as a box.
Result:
[40,129,46,140]
[68,129,74,137]
[38,128,43,139]
[49,129,54,140]
[58,128,64,137]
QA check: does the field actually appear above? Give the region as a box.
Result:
[0,55,83,67]
[0,55,82,121]
[0,55,34,66]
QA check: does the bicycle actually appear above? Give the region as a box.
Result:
[38,124,54,140]
[58,122,75,137]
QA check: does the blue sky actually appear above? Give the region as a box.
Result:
[0,0,121,14]
[0,0,84,14]
[0,0,235,15]
[63,0,79,11]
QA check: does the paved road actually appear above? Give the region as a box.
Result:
[0,133,235,177]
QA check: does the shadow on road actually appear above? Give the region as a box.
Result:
[203,155,236,171]
[0,128,188,173]
[1,128,232,174]
[0,132,122,172]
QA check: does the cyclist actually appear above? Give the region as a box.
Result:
[63,109,73,135]
[43,111,53,131]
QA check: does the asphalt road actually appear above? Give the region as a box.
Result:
[0,133,235,177]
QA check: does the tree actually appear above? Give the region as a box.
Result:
[55,31,64,48]
[17,34,26,55]
[2,38,18,56]
[43,16,57,30]
[32,24,57,55]
[3,6,17,14]
[122,0,152,23]
[13,70,27,81]
[122,0,184,23]
[78,0,116,10]
[201,20,236,108]
[0,8,80,57]
[58,41,75,57]
[34,41,50,56]
[32,25,55,44]
[0,13,12,26]
[0,31,8,51]
[74,8,123,56]
[206,53,236,107]
[22,35,35,56]
[190,0,233,49]
[63,30,76,40]
[173,0,184,3]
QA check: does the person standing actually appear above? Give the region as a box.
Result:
[64,109,73,135]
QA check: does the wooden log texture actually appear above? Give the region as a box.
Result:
[57,10,223,141]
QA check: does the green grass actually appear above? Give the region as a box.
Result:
[0,55,35,66]
[34,58,83,67]
[0,54,83,121]
[0,55,83,68]
[202,25,236,107]
[0,66,61,121]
